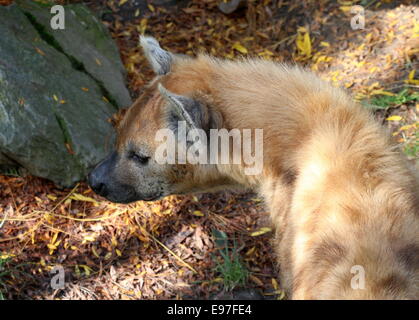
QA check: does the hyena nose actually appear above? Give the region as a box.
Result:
[88,170,108,197]
[88,152,116,198]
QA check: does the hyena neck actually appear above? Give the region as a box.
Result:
[168,56,304,192]
[171,55,419,206]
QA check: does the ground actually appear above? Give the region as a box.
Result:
[0,0,417,300]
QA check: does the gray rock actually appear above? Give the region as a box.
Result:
[16,0,132,108]
[218,0,246,14]
[0,3,130,187]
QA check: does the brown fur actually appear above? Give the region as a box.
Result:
[117,53,419,299]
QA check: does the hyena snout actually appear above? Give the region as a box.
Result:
[88,153,115,198]
[88,152,137,204]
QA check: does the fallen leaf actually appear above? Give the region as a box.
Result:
[232,42,248,54]
[386,115,402,121]
[69,193,98,203]
[250,227,272,237]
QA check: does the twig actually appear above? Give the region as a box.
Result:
[34,210,124,222]
[0,219,43,243]
[0,205,12,229]
[148,233,197,274]
[51,183,80,212]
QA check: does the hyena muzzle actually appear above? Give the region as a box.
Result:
[88,36,419,299]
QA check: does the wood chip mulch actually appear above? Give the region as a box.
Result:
[0,0,417,299]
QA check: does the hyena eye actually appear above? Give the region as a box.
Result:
[128,151,150,165]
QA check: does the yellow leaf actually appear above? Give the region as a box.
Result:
[344,81,353,88]
[70,193,98,203]
[232,42,248,54]
[48,242,60,255]
[338,0,354,5]
[399,125,413,131]
[92,246,100,258]
[258,49,274,59]
[0,253,14,260]
[81,265,92,276]
[357,60,365,68]
[75,265,81,276]
[250,227,272,237]
[355,92,366,100]
[340,6,352,12]
[116,249,122,256]
[277,290,286,300]
[320,41,330,47]
[53,94,58,102]
[408,70,415,81]
[245,246,256,256]
[386,115,402,121]
[272,278,278,290]
[104,252,112,260]
[111,236,118,247]
[370,89,395,96]
[82,235,96,243]
[51,232,59,244]
[191,210,204,217]
[47,194,57,201]
[296,29,311,57]
[249,274,264,286]
[138,18,148,34]
[405,70,419,85]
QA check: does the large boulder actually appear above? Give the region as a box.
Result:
[16,0,132,108]
[0,2,132,187]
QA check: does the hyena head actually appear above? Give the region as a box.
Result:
[88,36,227,203]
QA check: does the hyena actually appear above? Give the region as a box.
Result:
[88,36,419,299]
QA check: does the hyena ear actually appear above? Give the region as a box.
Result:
[140,36,173,75]
[158,84,207,129]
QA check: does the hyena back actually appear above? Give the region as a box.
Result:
[89,36,419,299]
